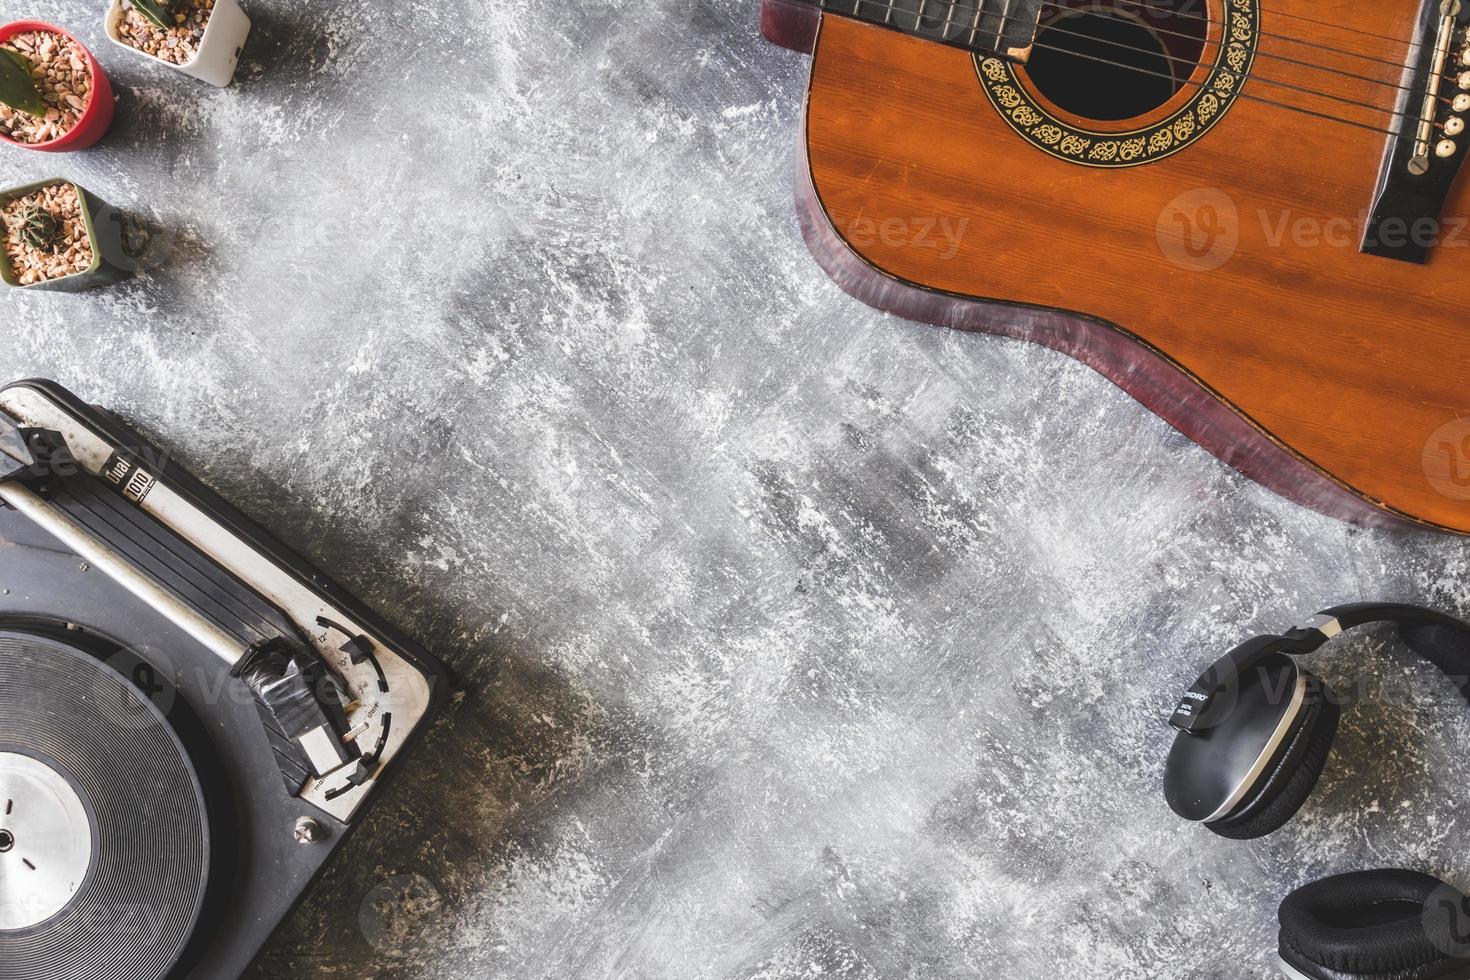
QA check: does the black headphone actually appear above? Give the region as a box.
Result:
[1163,603,1470,980]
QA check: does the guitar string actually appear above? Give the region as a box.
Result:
[827,0,1454,139]
[858,7,1424,139]
[1032,16,1425,116]
[832,0,1443,72]
[908,0,1431,75]
[1116,0,1426,47]
[836,0,1434,49]
[1018,40,1421,138]
[1046,0,1435,77]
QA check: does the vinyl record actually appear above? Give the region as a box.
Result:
[0,630,210,980]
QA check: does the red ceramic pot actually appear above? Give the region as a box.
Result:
[0,21,114,152]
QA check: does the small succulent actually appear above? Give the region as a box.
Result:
[130,0,180,31]
[0,48,45,118]
[15,206,62,251]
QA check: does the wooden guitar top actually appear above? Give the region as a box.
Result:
[778,1,1470,533]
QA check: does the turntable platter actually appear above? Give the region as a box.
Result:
[0,752,93,931]
[0,631,211,980]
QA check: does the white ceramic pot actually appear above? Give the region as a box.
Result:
[105,0,251,88]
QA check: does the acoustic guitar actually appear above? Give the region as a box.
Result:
[762,0,1470,534]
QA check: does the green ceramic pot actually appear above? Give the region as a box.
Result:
[0,178,133,292]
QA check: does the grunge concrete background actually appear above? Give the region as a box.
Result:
[3,1,1468,977]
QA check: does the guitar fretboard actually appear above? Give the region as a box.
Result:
[805,0,1045,60]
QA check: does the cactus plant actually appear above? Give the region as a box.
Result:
[0,47,44,117]
[1,179,134,291]
[15,205,60,251]
[129,0,177,31]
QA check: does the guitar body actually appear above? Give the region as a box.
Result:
[765,0,1470,534]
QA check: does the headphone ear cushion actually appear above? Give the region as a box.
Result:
[1279,870,1469,979]
[1207,674,1339,841]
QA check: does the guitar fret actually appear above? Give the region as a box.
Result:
[940,0,957,39]
[811,0,1040,60]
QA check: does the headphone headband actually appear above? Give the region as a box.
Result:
[1170,603,1470,735]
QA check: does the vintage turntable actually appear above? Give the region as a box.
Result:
[0,379,448,979]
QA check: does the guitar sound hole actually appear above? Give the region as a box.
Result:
[1025,1,1209,121]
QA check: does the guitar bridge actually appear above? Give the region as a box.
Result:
[1363,0,1470,263]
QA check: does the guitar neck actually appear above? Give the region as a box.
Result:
[798,0,1044,61]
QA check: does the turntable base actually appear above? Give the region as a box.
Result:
[0,379,447,980]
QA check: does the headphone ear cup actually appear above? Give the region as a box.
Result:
[1279,870,1470,980]
[1207,673,1339,841]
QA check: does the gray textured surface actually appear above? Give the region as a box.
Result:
[3,2,1470,978]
